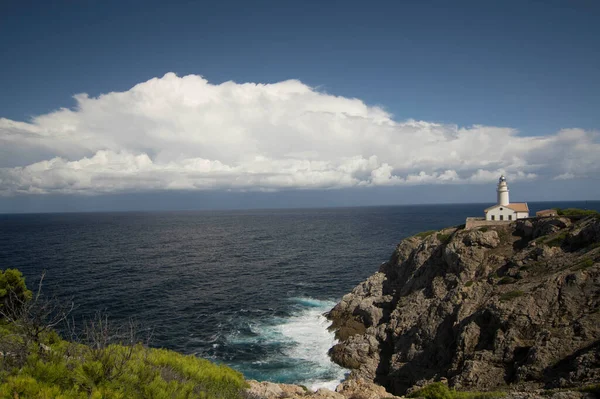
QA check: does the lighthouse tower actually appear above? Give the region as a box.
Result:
[497,175,509,206]
[481,175,529,223]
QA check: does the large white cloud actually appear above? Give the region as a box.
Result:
[0,73,598,195]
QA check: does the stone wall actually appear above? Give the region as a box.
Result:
[465,217,511,229]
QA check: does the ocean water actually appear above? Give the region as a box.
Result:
[1,202,598,389]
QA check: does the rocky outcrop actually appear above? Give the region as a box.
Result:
[245,379,403,399]
[327,216,600,396]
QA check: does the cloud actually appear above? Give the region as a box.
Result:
[0,73,598,196]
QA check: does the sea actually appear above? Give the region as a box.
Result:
[1,202,598,390]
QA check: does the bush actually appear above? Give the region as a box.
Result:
[0,269,247,399]
[408,382,505,399]
[415,230,437,239]
[499,290,525,302]
[0,342,247,399]
[554,208,600,217]
[0,269,32,319]
[437,233,451,243]
[546,232,567,248]
[497,277,516,285]
[572,258,594,271]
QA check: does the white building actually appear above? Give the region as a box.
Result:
[484,176,529,221]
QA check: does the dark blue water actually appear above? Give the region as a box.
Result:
[1,202,598,388]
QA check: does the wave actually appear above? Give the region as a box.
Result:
[222,297,348,391]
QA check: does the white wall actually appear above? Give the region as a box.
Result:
[486,206,517,221]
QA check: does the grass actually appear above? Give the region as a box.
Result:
[415,230,437,239]
[408,382,505,399]
[499,290,525,302]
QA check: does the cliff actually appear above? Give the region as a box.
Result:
[327,215,600,396]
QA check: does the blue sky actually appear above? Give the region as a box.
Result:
[1,0,599,212]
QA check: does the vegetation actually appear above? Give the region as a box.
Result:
[554,208,600,217]
[0,269,247,398]
[464,280,474,287]
[572,258,595,271]
[545,232,567,248]
[415,230,437,239]
[0,269,32,319]
[437,233,451,243]
[577,384,600,396]
[497,277,516,285]
[407,382,505,399]
[499,290,525,302]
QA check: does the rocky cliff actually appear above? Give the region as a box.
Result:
[327,215,600,396]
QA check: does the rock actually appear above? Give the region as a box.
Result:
[337,378,403,399]
[327,216,600,396]
[246,380,285,398]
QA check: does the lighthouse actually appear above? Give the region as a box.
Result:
[497,175,509,206]
[483,175,529,221]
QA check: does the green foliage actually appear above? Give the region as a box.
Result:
[0,268,247,399]
[499,290,525,302]
[464,280,474,287]
[408,383,505,399]
[546,232,567,248]
[0,268,33,319]
[415,230,437,239]
[437,233,451,243]
[0,340,247,399]
[577,384,600,396]
[572,258,594,271]
[497,277,516,285]
[479,227,489,233]
[554,208,600,217]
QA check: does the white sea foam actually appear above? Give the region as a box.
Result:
[224,297,348,390]
[274,298,348,391]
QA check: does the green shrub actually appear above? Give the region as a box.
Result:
[0,341,247,399]
[577,384,600,396]
[0,269,33,319]
[465,280,474,287]
[408,382,505,399]
[437,233,451,243]
[546,232,567,248]
[499,290,525,302]
[0,268,247,399]
[572,258,595,271]
[554,208,600,217]
[415,230,437,239]
[497,277,516,285]
[479,227,489,233]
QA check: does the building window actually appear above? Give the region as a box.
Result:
[500,208,503,210]
[500,215,504,221]
[491,215,495,220]
[508,215,512,220]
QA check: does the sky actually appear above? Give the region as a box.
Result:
[0,0,599,212]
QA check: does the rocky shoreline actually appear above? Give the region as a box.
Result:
[327,215,600,395]
[249,216,600,399]
[246,215,600,399]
